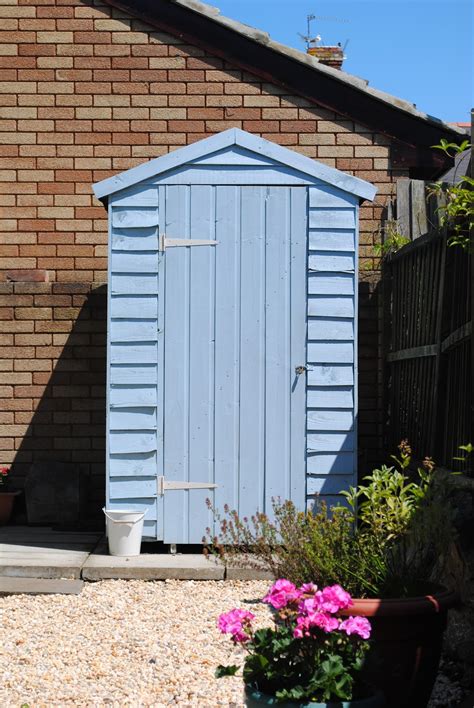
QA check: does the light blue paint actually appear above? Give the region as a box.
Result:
[307,318,354,341]
[109,451,157,477]
[109,385,157,408]
[307,365,354,387]
[309,230,355,251]
[307,452,355,475]
[112,207,159,228]
[96,129,376,543]
[109,408,157,430]
[110,365,157,385]
[308,342,354,364]
[110,320,158,342]
[94,128,377,202]
[307,296,354,318]
[307,410,354,432]
[308,273,354,295]
[308,209,356,229]
[308,253,355,272]
[111,274,158,295]
[306,474,355,496]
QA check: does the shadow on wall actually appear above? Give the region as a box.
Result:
[357,276,383,479]
[10,283,107,530]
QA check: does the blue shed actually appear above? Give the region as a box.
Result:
[93,129,376,544]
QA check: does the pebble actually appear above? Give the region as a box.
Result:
[0,579,271,707]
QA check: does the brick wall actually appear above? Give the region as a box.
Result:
[0,280,106,521]
[0,0,408,520]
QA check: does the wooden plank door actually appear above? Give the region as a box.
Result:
[157,184,307,544]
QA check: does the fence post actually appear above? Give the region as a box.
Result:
[431,235,447,456]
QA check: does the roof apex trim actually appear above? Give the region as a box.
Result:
[93,128,377,201]
[168,0,465,138]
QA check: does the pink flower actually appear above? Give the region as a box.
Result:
[263,579,301,610]
[339,616,371,640]
[309,612,340,633]
[218,608,255,643]
[293,611,340,638]
[294,615,311,638]
[314,585,353,614]
[299,583,318,595]
[0,467,9,476]
[298,597,318,615]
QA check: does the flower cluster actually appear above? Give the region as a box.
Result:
[0,467,9,487]
[216,580,372,702]
[217,608,255,643]
[218,579,371,643]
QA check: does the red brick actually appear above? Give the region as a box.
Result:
[19,43,55,56]
[6,269,49,283]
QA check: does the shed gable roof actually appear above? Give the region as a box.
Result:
[93,129,377,202]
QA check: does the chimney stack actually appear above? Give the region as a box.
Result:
[307,43,345,70]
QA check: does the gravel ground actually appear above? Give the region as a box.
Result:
[0,579,466,707]
[0,579,271,707]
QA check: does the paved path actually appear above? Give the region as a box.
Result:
[0,526,271,586]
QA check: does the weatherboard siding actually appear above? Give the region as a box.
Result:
[107,193,160,540]
[102,135,365,541]
[306,185,357,505]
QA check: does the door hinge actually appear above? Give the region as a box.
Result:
[159,235,218,252]
[157,476,218,496]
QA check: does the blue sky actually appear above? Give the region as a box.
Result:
[214,0,473,124]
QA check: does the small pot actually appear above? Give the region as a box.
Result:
[0,490,21,525]
[244,686,385,708]
[340,588,458,708]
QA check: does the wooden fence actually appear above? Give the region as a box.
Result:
[383,180,473,469]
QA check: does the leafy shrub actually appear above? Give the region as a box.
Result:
[205,443,459,598]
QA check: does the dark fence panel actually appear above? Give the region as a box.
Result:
[384,226,472,470]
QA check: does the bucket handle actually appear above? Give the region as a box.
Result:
[103,509,146,524]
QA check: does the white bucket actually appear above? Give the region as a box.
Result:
[103,508,146,556]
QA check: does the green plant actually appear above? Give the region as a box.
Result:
[430,138,473,250]
[373,220,410,259]
[216,580,372,703]
[453,442,473,463]
[205,442,458,598]
[342,442,456,597]
[206,498,385,597]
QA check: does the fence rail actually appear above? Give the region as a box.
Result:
[383,179,473,470]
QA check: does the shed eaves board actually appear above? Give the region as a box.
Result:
[102,132,366,542]
[94,129,376,202]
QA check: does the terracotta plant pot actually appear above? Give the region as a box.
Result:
[0,490,21,525]
[340,588,458,708]
[244,686,385,707]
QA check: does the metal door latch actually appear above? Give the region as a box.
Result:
[159,235,218,252]
[157,476,218,496]
[295,365,308,375]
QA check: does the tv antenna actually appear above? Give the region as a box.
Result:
[298,13,350,51]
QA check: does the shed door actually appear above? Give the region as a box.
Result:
[157,184,307,543]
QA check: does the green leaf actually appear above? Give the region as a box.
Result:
[215,664,239,678]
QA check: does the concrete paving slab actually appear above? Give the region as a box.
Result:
[0,577,84,595]
[82,552,225,581]
[226,566,273,580]
[0,527,272,581]
[0,556,89,579]
[0,545,95,554]
[0,526,101,579]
